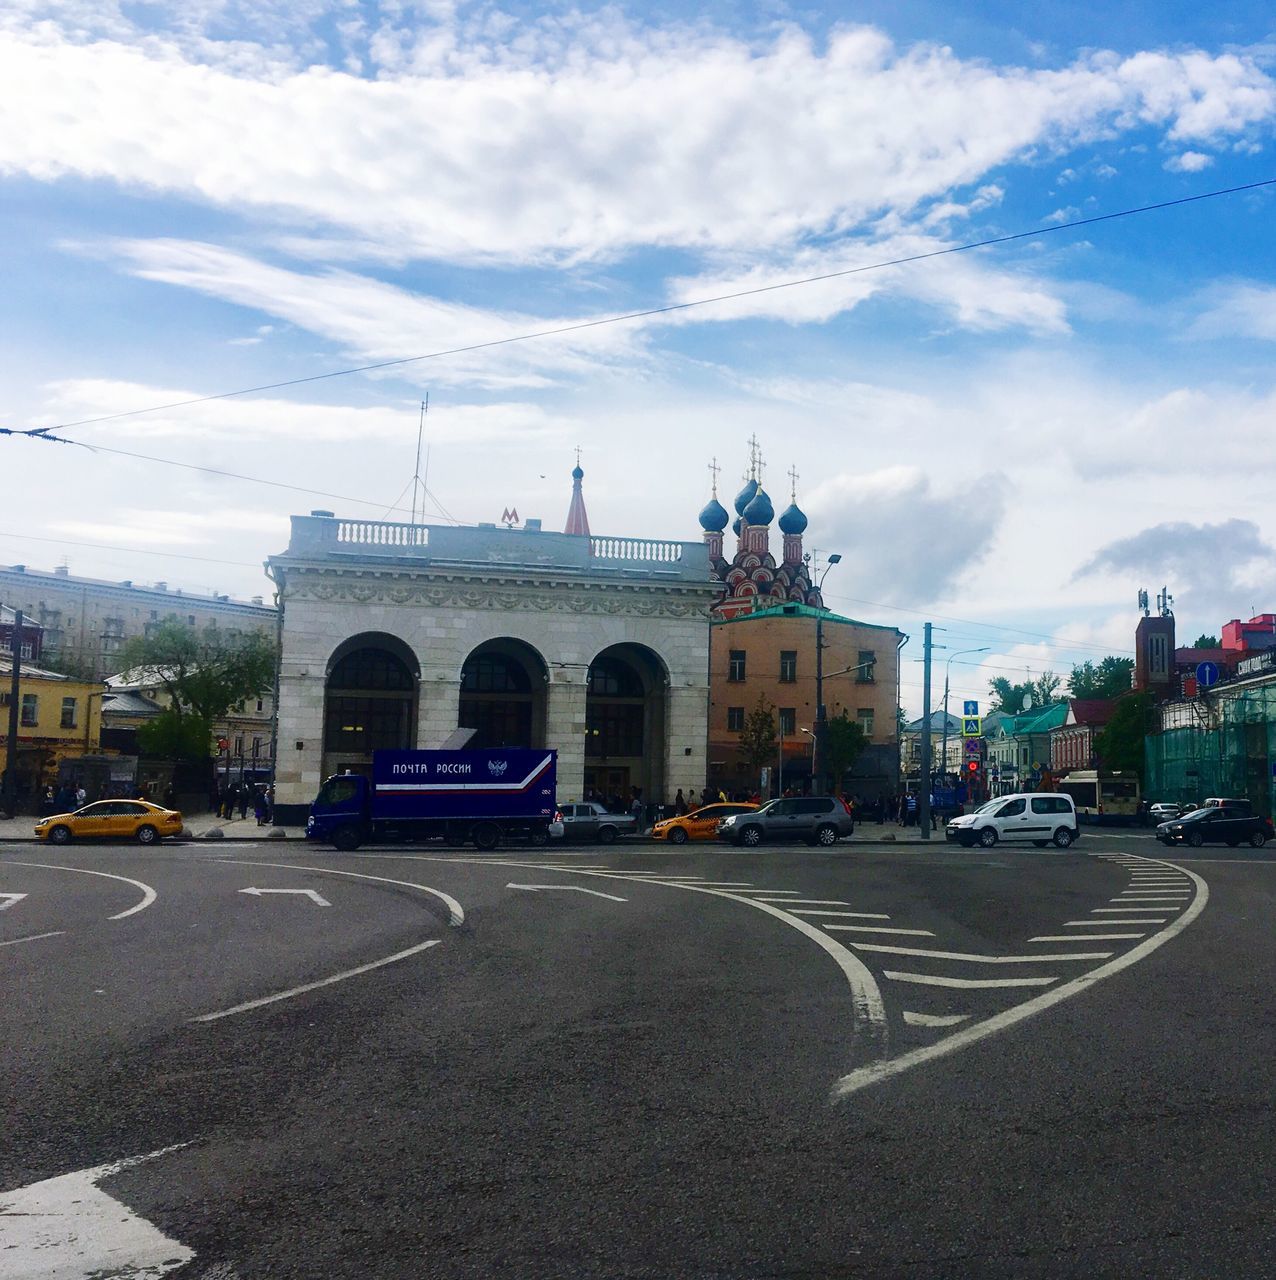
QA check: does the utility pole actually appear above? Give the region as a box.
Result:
[813,552,842,792]
[919,621,933,839]
[3,610,24,819]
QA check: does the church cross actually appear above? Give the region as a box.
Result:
[787,464,799,501]
[708,456,721,496]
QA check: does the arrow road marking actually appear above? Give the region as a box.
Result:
[238,887,331,907]
[0,893,27,911]
[508,883,628,902]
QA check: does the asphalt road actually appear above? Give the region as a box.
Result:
[1,830,1273,1278]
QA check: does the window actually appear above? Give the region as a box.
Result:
[779,707,796,736]
[20,694,38,726]
[728,650,746,682]
[998,799,1026,817]
[256,699,265,713]
[726,706,745,733]
[856,650,876,683]
[60,697,77,729]
[857,707,874,737]
[1031,797,1072,814]
[779,650,797,683]
[797,798,831,814]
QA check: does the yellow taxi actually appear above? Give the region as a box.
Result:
[650,802,759,844]
[35,800,185,846]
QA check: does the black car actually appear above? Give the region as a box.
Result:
[1156,806,1273,848]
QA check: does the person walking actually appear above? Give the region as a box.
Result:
[673,788,686,816]
[254,788,270,826]
[629,792,645,834]
[906,792,918,827]
[238,784,251,821]
[224,781,239,821]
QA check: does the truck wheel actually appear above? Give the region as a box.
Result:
[528,825,549,847]
[332,824,363,852]
[472,822,500,851]
[597,825,617,845]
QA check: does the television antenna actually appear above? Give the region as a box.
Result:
[410,394,429,526]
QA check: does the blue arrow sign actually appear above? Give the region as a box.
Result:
[963,700,979,716]
[1196,661,1220,688]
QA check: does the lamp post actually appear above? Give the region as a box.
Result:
[939,646,990,786]
[799,727,815,789]
[813,553,842,792]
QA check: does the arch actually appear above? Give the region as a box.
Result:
[584,643,669,807]
[322,631,419,779]
[458,637,548,749]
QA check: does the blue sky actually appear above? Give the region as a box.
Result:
[2,1,1275,710]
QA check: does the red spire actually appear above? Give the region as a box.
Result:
[564,455,591,537]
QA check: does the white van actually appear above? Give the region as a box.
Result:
[945,793,1079,849]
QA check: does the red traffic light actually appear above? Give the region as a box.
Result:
[966,760,979,773]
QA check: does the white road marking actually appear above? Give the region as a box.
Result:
[1029,933,1145,941]
[239,886,331,906]
[0,930,65,948]
[1065,917,1166,925]
[219,860,464,926]
[903,1010,971,1027]
[750,898,851,905]
[0,892,27,911]
[834,857,1208,1100]
[884,971,1058,989]
[191,939,440,1023]
[3,861,157,920]
[0,1145,194,1278]
[1092,906,1177,913]
[507,883,627,902]
[823,925,936,936]
[790,910,891,919]
[851,943,1112,963]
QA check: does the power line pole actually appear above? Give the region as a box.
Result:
[3,610,23,819]
[919,621,933,840]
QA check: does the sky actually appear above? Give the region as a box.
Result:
[2,0,1275,714]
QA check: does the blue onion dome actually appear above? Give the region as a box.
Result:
[699,495,729,532]
[778,501,808,535]
[732,515,742,536]
[572,464,584,480]
[734,478,759,515]
[743,487,774,526]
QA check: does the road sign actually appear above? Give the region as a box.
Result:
[1196,661,1220,688]
[964,737,982,755]
[963,700,979,716]
[961,716,982,737]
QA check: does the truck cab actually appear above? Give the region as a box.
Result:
[306,773,371,850]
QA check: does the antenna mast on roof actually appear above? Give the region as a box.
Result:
[410,395,429,526]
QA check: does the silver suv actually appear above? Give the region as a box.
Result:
[718,796,855,847]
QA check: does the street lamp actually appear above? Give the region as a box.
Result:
[799,727,815,788]
[813,553,842,791]
[939,647,990,785]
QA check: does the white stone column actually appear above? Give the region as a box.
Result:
[546,672,588,802]
[274,668,325,811]
[416,671,461,750]
[665,682,709,801]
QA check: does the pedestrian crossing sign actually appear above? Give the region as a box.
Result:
[961,716,982,737]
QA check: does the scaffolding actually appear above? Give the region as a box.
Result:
[1146,683,1276,815]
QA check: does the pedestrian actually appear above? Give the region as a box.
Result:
[75,784,87,809]
[254,788,269,826]
[630,792,645,834]
[686,788,698,811]
[906,792,918,826]
[264,785,274,825]
[717,787,727,803]
[238,785,250,821]
[225,781,239,820]
[674,788,686,816]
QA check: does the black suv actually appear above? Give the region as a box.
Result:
[717,796,855,847]
[1156,806,1273,848]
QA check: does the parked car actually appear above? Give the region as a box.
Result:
[1156,807,1272,848]
[34,799,184,845]
[1202,797,1253,815]
[946,793,1078,849]
[1148,801,1185,823]
[651,802,758,844]
[551,801,637,844]
[717,796,854,847]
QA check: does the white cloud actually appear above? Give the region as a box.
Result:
[1190,281,1276,340]
[1164,149,1214,171]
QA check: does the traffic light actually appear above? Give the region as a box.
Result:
[966,759,979,775]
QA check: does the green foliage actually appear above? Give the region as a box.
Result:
[1068,656,1135,700]
[120,622,275,725]
[737,694,777,772]
[1193,633,1220,648]
[823,711,867,794]
[1093,693,1152,778]
[988,672,1065,713]
[137,710,215,762]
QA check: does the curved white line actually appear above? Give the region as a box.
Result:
[215,859,464,926]
[371,853,889,1048]
[831,853,1209,1100]
[5,861,157,920]
[1,930,66,948]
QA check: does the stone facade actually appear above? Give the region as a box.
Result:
[268,514,718,821]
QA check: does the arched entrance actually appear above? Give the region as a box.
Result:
[458,638,548,749]
[584,644,668,806]
[322,633,419,779]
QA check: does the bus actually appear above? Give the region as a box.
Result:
[1057,770,1141,823]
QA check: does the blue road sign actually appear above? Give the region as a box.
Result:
[1196,661,1220,688]
[963,700,979,716]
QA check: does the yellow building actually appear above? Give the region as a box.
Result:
[0,659,105,806]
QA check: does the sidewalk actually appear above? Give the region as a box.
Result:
[0,814,304,843]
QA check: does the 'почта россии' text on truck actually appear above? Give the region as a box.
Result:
[306,749,557,851]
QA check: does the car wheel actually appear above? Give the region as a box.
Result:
[977,827,998,848]
[814,824,838,847]
[49,824,72,845]
[332,823,363,852]
[1250,831,1267,848]
[135,824,159,845]
[529,826,549,847]
[667,827,689,844]
[740,825,763,848]
[1053,828,1074,849]
[598,825,617,845]
[1187,831,1203,848]
[1032,840,1049,848]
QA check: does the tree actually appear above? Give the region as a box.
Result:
[737,694,777,777]
[988,672,1065,713]
[1068,656,1135,700]
[1193,633,1220,649]
[823,712,867,794]
[119,622,275,757]
[137,711,216,762]
[1093,693,1152,779]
